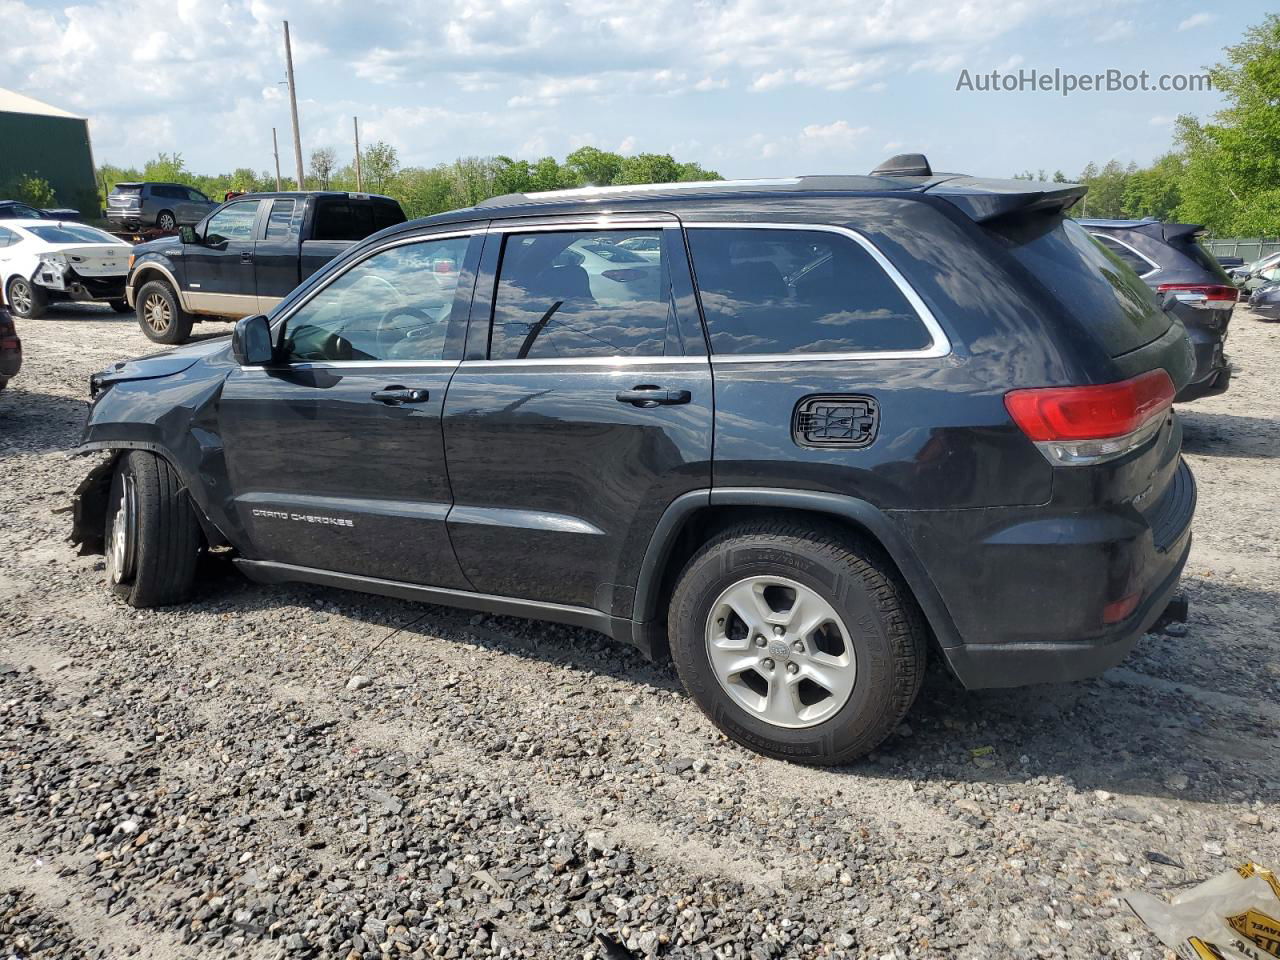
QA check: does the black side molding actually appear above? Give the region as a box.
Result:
[233,559,665,660]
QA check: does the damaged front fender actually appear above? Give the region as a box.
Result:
[72,342,243,555]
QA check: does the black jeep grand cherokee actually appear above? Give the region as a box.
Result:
[71,156,1196,765]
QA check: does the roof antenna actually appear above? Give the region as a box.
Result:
[871,153,932,177]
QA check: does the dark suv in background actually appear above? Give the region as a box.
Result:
[71,158,1195,765]
[1080,218,1236,401]
[106,182,218,232]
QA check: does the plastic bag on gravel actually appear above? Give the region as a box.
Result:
[1125,863,1280,959]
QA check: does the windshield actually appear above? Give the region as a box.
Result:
[26,224,123,245]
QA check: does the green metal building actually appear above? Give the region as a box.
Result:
[0,88,98,219]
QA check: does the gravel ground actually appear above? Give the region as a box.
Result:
[1,304,1277,960]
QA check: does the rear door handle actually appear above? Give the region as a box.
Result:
[240,252,254,263]
[371,386,430,405]
[615,386,692,407]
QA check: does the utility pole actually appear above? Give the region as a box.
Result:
[353,116,364,192]
[283,20,305,190]
[271,127,283,191]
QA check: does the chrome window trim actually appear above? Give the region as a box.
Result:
[238,359,461,372]
[1089,232,1159,278]
[459,356,708,369]
[685,221,951,362]
[486,218,676,234]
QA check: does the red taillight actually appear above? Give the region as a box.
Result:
[601,269,647,282]
[1157,283,1238,310]
[1005,370,1175,442]
[0,337,19,350]
[1102,592,1141,625]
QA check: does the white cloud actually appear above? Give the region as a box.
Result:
[1149,115,1176,127]
[0,0,1145,176]
[1177,12,1214,31]
[800,121,870,145]
[618,136,638,155]
[1095,19,1135,43]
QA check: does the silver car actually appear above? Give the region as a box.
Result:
[105,182,217,232]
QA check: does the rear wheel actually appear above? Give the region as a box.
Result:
[668,520,927,765]
[105,451,201,607]
[136,279,193,344]
[156,210,177,231]
[6,276,47,320]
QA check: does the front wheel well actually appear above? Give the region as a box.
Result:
[643,504,937,658]
[71,447,221,554]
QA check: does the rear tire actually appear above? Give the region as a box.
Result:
[6,276,47,320]
[105,451,201,607]
[668,520,927,766]
[156,210,177,231]
[136,279,193,344]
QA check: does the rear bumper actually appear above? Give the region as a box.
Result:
[1174,321,1231,402]
[892,457,1197,688]
[941,532,1191,687]
[1176,362,1231,402]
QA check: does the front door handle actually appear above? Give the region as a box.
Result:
[371,386,430,405]
[615,386,692,407]
[240,252,254,263]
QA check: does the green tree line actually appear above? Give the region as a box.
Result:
[1036,14,1280,234]
[93,146,721,221]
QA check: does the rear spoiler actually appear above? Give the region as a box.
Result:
[1157,222,1207,243]
[924,176,1087,223]
[1089,220,1208,244]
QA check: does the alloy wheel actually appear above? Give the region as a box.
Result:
[705,575,857,728]
[159,213,176,231]
[9,280,32,315]
[107,474,136,586]
[143,293,172,334]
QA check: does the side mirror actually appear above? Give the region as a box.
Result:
[232,315,274,366]
[179,225,198,244]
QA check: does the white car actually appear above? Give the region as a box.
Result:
[0,219,132,319]
[616,235,663,261]
[556,237,662,301]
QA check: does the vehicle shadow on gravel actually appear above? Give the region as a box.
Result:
[189,552,681,691]
[0,390,89,456]
[188,553,1275,808]
[1180,411,1280,459]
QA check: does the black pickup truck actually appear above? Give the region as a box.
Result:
[125,191,405,343]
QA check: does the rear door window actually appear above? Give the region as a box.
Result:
[488,230,673,360]
[686,227,934,356]
[264,199,296,240]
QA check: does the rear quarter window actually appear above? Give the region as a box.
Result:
[686,227,935,356]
